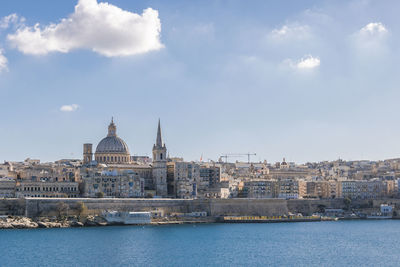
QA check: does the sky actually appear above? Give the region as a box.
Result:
[0,0,400,164]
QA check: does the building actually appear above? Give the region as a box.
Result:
[341,180,385,199]
[243,180,277,198]
[83,119,169,196]
[93,118,131,164]
[0,178,16,198]
[167,161,200,199]
[328,180,341,198]
[0,164,9,178]
[199,165,221,189]
[152,120,168,197]
[15,181,79,198]
[305,181,330,199]
[277,178,305,199]
[82,170,144,198]
[83,143,93,164]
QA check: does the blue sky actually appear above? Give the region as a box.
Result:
[0,0,399,164]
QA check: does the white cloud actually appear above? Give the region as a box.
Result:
[60,104,79,112]
[284,55,320,70]
[297,55,320,69]
[7,0,163,57]
[0,14,25,29]
[0,50,8,73]
[359,22,388,35]
[351,22,389,58]
[269,24,311,40]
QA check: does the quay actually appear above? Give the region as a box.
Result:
[222,215,321,223]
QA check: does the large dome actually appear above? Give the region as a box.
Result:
[95,136,129,154]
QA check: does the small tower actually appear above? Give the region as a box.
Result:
[83,143,93,164]
[152,119,167,197]
[108,117,117,137]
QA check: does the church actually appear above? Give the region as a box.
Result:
[82,118,168,197]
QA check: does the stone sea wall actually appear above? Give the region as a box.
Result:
[0,197,354,218]
[8,197,396,218]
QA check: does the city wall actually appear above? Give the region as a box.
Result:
[0,197,355,217]
[7,197,399,218]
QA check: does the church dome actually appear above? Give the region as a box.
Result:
[95,118,130,154]
[95,136,129,154]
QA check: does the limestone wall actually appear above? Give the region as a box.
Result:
[208,198,288,216]
[287,199,345,215]
[1,197,376,218]
[0,198,26,216]
[24,198,192,217]
[23,198,289,217]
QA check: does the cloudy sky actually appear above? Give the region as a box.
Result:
[0,0,399,164]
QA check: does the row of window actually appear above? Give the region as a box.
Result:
[21,186,77,192]
[18,194,78,198]
[96,156,129,163]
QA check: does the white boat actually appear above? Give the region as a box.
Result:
[366,214,392,219]
[103,211,151,225]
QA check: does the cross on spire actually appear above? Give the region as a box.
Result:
[156,119,163,147]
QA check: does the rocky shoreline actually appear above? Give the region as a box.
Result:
[0,215,216,229]
[0,215,109,229]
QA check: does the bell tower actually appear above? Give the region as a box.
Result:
[83,143,93,164]
[152,119,167,197]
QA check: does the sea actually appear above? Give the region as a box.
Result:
[1,220,400,266]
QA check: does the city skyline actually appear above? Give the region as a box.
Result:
[1,0,400,163]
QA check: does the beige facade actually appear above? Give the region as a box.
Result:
[278,178,304,199]
[305,181,330,198]
[243,180,277,198]
[0,178,16,198]
[341,180,385,199]
[167,161,200,199]
[16,181,79,198]
[82,171,144,198]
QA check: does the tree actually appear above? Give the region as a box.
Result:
[344,197,352,211]
[317,204,326,213]
[57,202,69,219]
[76,201,87,221]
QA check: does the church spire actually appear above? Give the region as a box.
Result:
[156,119,163,147]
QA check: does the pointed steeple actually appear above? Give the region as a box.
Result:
[156,119,163,147]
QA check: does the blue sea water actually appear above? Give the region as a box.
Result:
[1,221,400,266]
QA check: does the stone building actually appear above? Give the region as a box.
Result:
[341,179,385,199]
[305,181,330,199]
[15,181,79,198]
[0,178,16,198]
[242,180,277,198]
[199,165,221,188]
[82,170,144,198]
[152,120,168,197]
[83,119,169,196]
[167,161,200,199]
[277,178,305,199]
[83,143,93,165]
[94,118,131,164]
